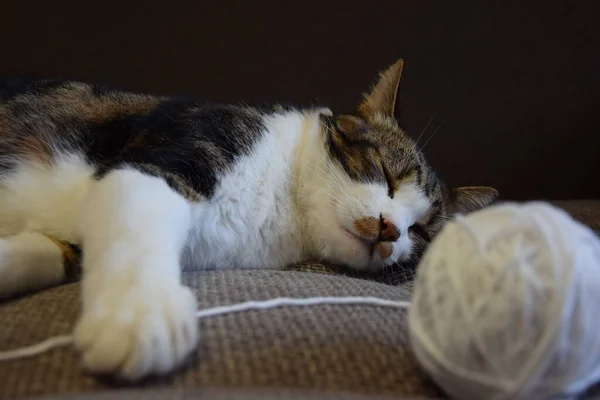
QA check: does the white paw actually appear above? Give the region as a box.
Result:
[74,279,198,381]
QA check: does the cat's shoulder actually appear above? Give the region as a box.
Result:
[0,76,164,109]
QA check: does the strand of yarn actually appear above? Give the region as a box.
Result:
[0,296,411,362]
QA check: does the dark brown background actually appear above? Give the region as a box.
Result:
[0,1,598,200]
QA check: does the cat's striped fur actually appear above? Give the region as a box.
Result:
[0,59,497,380]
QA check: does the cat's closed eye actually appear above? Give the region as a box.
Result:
[380,162,395,198]
[409,223,430,242]
[386,178,395,199]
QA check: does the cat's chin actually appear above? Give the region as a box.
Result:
[337,224,402,271]
[331,236,392,272]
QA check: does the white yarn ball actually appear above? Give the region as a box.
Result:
[408,202,600,400]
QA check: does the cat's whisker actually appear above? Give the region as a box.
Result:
[294,178,351,212]
[319,118,331,134]
[323,162,356,206]
[415,116,435,146]
[303,160,347,193]
[316,161,359,211]
[298,162,356,212]
[420,119,446,151]
[323,161,350,194]
[294,184,353,215]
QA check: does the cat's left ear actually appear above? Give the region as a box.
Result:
[450,186,499,214]
[358,58,404,119]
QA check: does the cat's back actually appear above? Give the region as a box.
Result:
[0,77,261,169]
[0,77,163,129]
[0,77,271,158]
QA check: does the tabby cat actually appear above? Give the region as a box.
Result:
[0,59,497,379]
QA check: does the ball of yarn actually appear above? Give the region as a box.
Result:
[408,202,600,400]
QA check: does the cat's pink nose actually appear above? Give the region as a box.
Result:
[380,218,400,242]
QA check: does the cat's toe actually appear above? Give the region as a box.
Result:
[74,283,198,381]
[76,318,133,374]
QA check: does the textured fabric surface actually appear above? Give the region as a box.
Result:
[285,261,416,287]
[1,200,599,399]
[552,199,600,234]
[0,270,442,399]
[24,388,441,400]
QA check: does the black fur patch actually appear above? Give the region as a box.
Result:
[89,100,266,198]
[323,116,387,184]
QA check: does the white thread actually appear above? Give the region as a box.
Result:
[0,296,411,362]
[0,335,73,361]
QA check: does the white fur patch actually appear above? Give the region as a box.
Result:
[74,169,197,380]
[0,154,94,241]
[183,110,312,270]
[0,232,64,299]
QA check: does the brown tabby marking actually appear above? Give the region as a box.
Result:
[134,164,205,202]
[44,235,81,281]
[0,83,161,169]
[398,169,417,186]
[450,186,499,214]
[354,216,380,238]
[14,83,161,123]
[358,59,404,119]
[20,137,53,164]
[325,62,428,203]
[377,242,393,259]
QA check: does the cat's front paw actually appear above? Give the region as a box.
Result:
[74,280,198,381]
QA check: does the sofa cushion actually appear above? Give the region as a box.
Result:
[0,269,444,399]
[25,388,438,400]
[551,199,600,233]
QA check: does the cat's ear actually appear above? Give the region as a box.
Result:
[450,186,499,214]
[358,58,404,119]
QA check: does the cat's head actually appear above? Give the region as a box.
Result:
[301,59,498,271]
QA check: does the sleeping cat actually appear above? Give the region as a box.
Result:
[0,59,497,380]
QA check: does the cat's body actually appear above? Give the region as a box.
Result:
[0,94,314,270]
[0,60,497,380]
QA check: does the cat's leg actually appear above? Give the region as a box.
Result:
[73,168,198,381]
[0,232,80,300]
